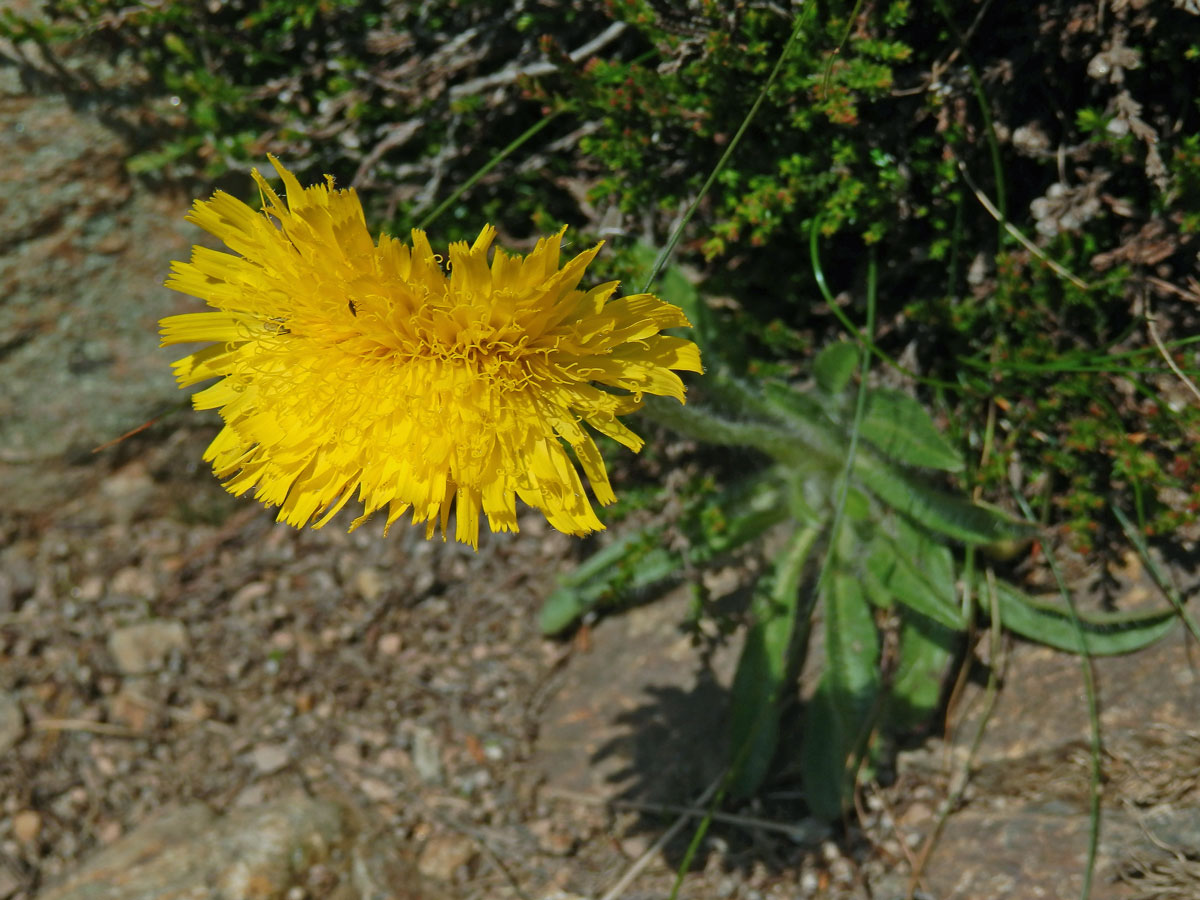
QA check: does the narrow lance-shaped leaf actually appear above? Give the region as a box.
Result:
[864,530,964,631]
[727,521,823,798]
[801,570,881,820]
[539,525,677,635]
[540,473,792,635]
[814,341,860,395]
[853,449,1037,546]
[893,514,957,600]
[761,381,840,433]
[986,578,1178,655]
[885,612,958,732]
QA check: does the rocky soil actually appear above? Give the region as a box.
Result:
[3,23,1200,900]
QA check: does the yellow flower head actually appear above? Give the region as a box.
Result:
[160,158,702,548]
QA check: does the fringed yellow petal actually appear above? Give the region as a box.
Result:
[159,312,248,346]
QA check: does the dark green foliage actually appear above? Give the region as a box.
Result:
[547,0,921,257]
[909,241,1200,550]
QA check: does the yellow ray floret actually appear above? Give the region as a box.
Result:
[160,157,703,548]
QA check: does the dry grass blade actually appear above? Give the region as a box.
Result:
[1140,286,1200,406]
[541,785,825,843]
[32,718,142,738]
[597,774,722,900]
[955,157,1090,290]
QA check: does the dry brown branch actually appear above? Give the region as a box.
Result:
[448,21,627,99]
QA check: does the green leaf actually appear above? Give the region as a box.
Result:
[538,526,679,635]
[814,340,860,395]
[893,515,957,599]
[864,531,965,630]
[801,571,881,820]
[540,474,790,636]
[859,388,964,472]
[854,450,1037,546]
[162,32,195,63]
[727,522,822,798]
[885,613,957,732]
[762,381,836,431]
[694,473,792,560]
[988,579,1178,655]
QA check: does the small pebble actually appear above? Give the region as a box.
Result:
[230,581,271,609]
[12,809,41,844]
[376,632,402,655]
[358,777,394,804]
[74,574,104,603]
[107,620,187,675]
[417,833,477,882]
[251,743,290,775]
[332,742,361,769]
[353,567,384,601]
[109,566,157,601]
[411,726,443,784]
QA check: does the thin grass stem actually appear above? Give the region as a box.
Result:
[932,0,1006,242]
[639,2,813,295]
[1112,504,1200,644]
[417,112,561,231]
[808,215,959,390]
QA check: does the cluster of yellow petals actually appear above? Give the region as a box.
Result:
[160,158,702,547]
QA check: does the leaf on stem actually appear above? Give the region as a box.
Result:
[800,570,881,820]
[987,578,1178,655]
[727,522,822,798]
[859,388,964,472]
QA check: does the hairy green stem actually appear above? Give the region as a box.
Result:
[643,395,838,467]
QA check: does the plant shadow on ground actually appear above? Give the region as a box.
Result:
[593,672,809,874]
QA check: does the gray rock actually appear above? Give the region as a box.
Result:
[37,797,346,900]
[530,585,740,803]
[0,690,25,754]
[914,803,1162,900]
[911,594,1200,899]
[0,90,196,515]
[107,620,187,675]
